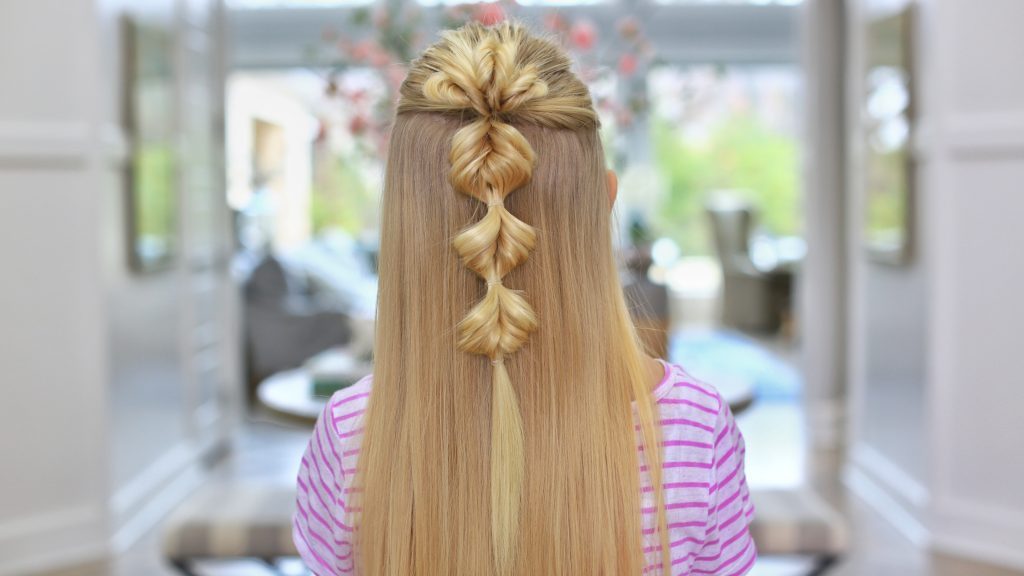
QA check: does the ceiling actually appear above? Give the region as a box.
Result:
[228,1,801,70]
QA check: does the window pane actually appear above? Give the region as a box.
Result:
[648,65,801,256]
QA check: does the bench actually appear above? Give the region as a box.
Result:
[162,483,297,575]
[163,484,847,575]
[749,488,849,575]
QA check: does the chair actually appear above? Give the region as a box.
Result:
[243,255,353,398]
[162,483,297,575]
[705,194,792,333]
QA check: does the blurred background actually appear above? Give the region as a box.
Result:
[0,0,1021,575]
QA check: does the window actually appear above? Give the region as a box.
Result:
[647,65,801,256]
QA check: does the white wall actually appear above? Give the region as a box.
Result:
[0,0,111,572]
[0,0,237,573]
[846,0,1024,569]
[923,0,1024,567]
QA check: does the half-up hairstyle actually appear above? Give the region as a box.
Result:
[352,22,670,576]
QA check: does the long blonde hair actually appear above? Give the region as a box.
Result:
[352,22,670,575]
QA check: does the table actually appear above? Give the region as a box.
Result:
[258,346,373,422]
[257,368,756,422]
[257,368,329,421]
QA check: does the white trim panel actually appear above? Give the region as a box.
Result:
[0,122,129,166]
[0,121,90,165]
[843,459,930,548]
[945,112,1024,157]
[0,505,107,576]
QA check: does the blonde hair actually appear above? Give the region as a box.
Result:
[352,22,670,575]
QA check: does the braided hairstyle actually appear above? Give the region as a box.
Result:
[397,22,599,573]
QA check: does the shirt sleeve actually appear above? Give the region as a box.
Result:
[692,396,756,575]
[293,399,355,575]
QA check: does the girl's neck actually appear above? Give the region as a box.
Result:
[644,355,667,391]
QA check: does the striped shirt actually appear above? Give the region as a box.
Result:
[293,361,756,575]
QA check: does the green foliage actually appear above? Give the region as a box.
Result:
[864,149,908,241]
[651,113,799,255]
[134,144,176,241]
[312,154,377,235]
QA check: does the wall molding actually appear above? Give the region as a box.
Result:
[111,459,204,553]
[931,499,1024,572]
[99,123,131,166]
[0,505,107,576]
[109,441,201,552]
[0,121,130,168]
[111,443,194,517]
[844,442,930,547]
[932,535,1024,574]
[945,111,1024,157]
[0,503,102,542]
[851,442,930,508]
[843,460,930,547]
[194,397,223,433]
[914,112,1024,160]
[0,121,91,167]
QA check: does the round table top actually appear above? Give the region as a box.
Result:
[258,368,331,421]
[258,369,756,423]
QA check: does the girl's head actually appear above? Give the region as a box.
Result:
[355,22,669,575]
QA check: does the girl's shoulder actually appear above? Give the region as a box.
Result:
[324,374,374,437]
[654,362,728,435]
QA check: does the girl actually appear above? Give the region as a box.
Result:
[294,22,755,576]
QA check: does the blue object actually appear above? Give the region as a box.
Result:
[668,329,801,402]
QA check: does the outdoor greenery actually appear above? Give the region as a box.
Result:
[651,113,799,255]
[132,144,177,266]
[312,152,377,235]
[864,148,908,246]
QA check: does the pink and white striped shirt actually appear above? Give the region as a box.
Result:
[293,361,756,575]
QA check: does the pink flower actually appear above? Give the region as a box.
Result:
[618,53,638,77]
[474,2,506,25]
[569,20,597,52]
[350,40,375,63]
[349,114,370,136]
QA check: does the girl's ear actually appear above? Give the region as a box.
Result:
[607,169,618,209]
